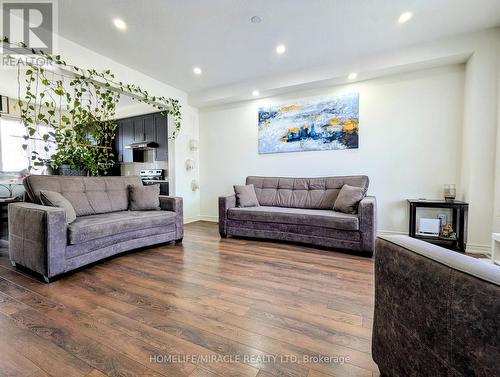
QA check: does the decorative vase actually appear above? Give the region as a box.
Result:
[444,184,456,202]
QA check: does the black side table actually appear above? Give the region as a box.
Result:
[408,199,468,253]
[0,197,20,241]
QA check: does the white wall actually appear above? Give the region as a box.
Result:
[492,40,500,236]
[199,65,465,236]
[461,44,500,250]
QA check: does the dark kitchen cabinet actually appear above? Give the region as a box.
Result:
[113,112,168,163]
[120,118,134,163]
[131,116,155,142]
[133,117,144,141]
[114,124,121,161]
[154,114,168,161]
[144,115,155,141]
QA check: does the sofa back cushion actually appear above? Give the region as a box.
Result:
[246,176,369,209]
[128,184,161,211]
[24,175,143,216]
[39,190,77,223]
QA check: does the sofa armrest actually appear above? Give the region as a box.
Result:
[218,195,236,237]
[372,236,500,376]
[359,195,377,253]
[159,196,183,240]
[8,202,67,279]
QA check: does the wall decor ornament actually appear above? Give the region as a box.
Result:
[1,36,182,175]
[258,93,359,154]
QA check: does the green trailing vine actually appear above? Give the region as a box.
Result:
[1,36,182,175]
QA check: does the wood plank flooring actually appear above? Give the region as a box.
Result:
[0,221,378,377]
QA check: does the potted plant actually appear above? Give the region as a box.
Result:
[50,146,89,176]
[48,120,117,176]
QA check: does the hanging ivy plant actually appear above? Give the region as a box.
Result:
[1,36,182,175]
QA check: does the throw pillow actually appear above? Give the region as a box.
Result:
[128,184,161,211]
[233,184,260,208]
[334,184,366,214]
[40,190,77,224]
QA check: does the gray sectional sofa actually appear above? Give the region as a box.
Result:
[373,235,500,377]
[8,175,183,282]
[219,176,377,254]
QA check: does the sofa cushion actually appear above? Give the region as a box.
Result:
[39,190,77,224]
[234,184,260,207]
[23,175,142,216]
[66,224,177,258]
[227,206,359,231]
[68,210,176,244]
[246,176,369,209]
[128,184,161,211]
[334,184,366,214]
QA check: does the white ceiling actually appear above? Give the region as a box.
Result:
[58,0,500,94]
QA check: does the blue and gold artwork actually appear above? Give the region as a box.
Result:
[258,93,359,154]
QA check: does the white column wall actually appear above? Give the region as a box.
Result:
[493,38,500,235]
[462,39,500,251]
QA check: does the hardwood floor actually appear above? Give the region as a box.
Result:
[0,221,378,377]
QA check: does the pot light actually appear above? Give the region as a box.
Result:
[348,72,358,80]
[276,44,286,55]
[398,12,412,24]
[193,67,202,75]
[113,18,127,31]
[252,90,260,97]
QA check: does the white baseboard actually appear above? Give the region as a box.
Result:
[184,215,218,224]
[199,215,218,222]
[466,244,491,255]
[184,216,201,224]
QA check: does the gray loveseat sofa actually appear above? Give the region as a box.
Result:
[373,235,500,376]
[219,176,376,254]
[8,175,183,282]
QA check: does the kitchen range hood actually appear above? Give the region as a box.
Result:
[125,141,159,150]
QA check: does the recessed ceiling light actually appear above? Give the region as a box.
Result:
[398,11,413,24]
[276,44,286,55]
[193,67,202,75]
[113,18,127,31]
[348,72,358,80]
[251,16,262,24]
[252,90,260,97]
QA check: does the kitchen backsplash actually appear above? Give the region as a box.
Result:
[120,150,168,177]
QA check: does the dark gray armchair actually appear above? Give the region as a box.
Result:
[373,235,500,376]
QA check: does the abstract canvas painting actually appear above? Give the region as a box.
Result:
[258,93,359,154]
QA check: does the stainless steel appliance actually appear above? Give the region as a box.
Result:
[126,142,159,163]
[139,169,169,195]
[126,141,158,150]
